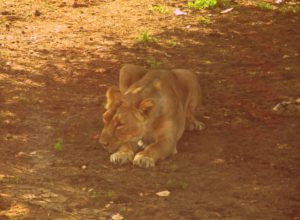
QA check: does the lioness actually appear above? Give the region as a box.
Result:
[99,64,205,168]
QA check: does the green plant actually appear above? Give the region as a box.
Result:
[18,95,30,103]
[139,31,151,43]
[166,39,178,47]
[12,176,22,184]
[138,31,159,43]
[197,16,212,24]
[150,5,169,13]
[256,2,273,10]
[105,191,116,200]
[90,191,101,199]
[89,191,116,200]
[166,179,188,190]
[188,0,217,10]
[54,138,64,151]
[146,57,161,69]
[292,5,300,13]
[279,5,300,13]
[180,181,189,190]
[220,0,231,7]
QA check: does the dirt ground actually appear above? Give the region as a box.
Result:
[0,0,299,219]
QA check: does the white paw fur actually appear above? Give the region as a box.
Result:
[133,153,155,168]
[110,151,134,165]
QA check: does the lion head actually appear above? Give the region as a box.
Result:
[99,86,156,153]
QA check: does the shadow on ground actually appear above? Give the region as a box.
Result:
[0,1,299,219]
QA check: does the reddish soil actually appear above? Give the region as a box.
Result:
[0,0,299,219]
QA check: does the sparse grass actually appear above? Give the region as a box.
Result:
[146,57,161,69]
[256,2,273,10]
[90,191,101,199]
[54,138,64,151]
[166,39,178,47]
[138,31,159,43]
[13,176,22,184]
[105,191,116,200]
[9,176,23,184]
[90,190,116,200]
[188,0,217,10]
[220,0,231,7]
[139,31,151,43]
[197,16,212,24]
[166,179,189,190]
[150,5,169,13]
[292,5,300,13]
[18,95,30,103]
[279,5,300,13]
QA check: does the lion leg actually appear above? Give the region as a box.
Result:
[110,143,134,165]
[185,114,205,131]
[133,139,177,168]
[132,119,184,168]
[185,95,205,131]
[185,86,205,131]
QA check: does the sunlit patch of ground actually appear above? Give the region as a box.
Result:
[0,0,299,219]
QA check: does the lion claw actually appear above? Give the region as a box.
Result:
[194,120,205,130]
[110,151,134,165]
[133,154,155,168]
[187,120,205,131]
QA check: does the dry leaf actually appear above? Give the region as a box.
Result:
[211,158,225,164]
[156,190,170,197]
[221,8,234,14]
[111,213,124,220]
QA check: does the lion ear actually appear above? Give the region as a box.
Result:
[105,86,122,109]
[138,98,156,116]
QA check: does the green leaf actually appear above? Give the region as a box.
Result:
[54,138,64,151]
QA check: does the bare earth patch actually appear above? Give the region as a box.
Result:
[0,0,299,219]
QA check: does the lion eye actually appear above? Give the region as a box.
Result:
[116,122,124,128]
[115,120,125,129]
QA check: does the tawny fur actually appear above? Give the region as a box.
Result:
[99,64,205,168]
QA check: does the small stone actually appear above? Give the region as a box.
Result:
[285,67,292,71]
[15,152,29,158]
[105,203,111,208]
[277,143,289,150]
[34,10,41,16]
[282,55,290,59]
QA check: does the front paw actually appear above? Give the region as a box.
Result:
[133,153,155,168]
[194,120,205,130]
[187,120,205,131]
[110,151,134,165]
